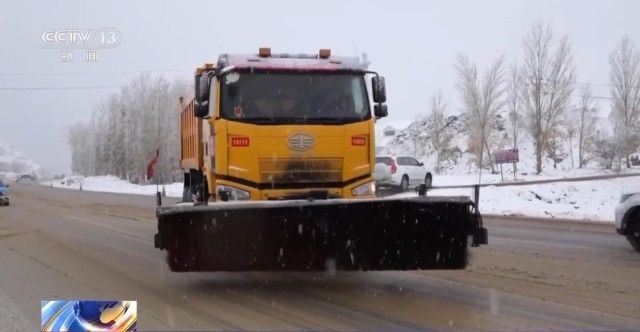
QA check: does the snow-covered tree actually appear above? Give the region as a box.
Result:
[67,74,188,183]
[425,92,456,174]
[506,62,524,151]
[594,127,620,170]
[545,126,567,169]
[609,36,640,168]
[67,122,94,175]
[455,54,506,178]
[520,22,576,174]
[564,114,577,168]
[577,83,598,168]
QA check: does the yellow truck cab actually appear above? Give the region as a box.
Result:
[181,48,388,202]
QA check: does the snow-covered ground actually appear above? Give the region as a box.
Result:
[40,172,640,223]
[42,175,183,198]
[377,112,640,222]
[429,168,640,186]
[384,148,640,222]
[391,173,640,222]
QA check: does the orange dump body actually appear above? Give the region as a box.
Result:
[179,97,203,171]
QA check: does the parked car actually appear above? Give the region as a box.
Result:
[16,174,36,183]
[374,155,433,191]
[0,180,9,206]
[615,191,640,251]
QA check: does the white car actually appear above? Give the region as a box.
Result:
[615,191,640,251]
[374,155,433,191]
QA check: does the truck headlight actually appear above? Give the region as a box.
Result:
[216,185,250,201]
[352,181,376,196]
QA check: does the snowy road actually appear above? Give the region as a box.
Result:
[1,184,639,331]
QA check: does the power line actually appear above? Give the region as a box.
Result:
[571,94,640,102]
[0,85,121,90]
[569,94,613,100]
[0,68,192,77]
[576,81,612,87]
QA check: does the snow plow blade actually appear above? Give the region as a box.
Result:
[154,196,487,272]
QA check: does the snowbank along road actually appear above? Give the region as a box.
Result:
[1,184,639,331]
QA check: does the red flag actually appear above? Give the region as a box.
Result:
[147,149,159,180]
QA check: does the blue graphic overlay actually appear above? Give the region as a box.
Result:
[41,300,137,332]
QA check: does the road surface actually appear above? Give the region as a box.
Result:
[1,184,639,331]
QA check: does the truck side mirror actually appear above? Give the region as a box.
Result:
[195,73,211,103]
[374,104,388,118]
[195,101,209,117]
[372,76,386,103]
[194,72,212,117]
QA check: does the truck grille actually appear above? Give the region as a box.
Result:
[259,159,343,183]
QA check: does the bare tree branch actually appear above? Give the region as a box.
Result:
[521,21,576,174]
[455,54,505,181]
[426,92,455,174]
[577,83,597,168]
[609,36,640,168]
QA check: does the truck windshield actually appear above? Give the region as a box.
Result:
[220,72,370,124]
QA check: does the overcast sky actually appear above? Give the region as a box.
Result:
[1,0,639,173]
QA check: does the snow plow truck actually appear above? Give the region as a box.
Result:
[154,48,487,271]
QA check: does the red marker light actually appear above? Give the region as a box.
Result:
[259,47,271,57]
[231,136,250,147]
[319,49,331,59]
[351,136,366,146]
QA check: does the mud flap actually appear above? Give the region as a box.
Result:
[155,196,487,272]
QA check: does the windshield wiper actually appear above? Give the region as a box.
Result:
[237,117,277,124]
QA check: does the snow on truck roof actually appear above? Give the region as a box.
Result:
[216,48,370,72]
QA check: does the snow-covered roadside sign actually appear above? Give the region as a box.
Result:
[494,148,520,164]
[494,149,519,181]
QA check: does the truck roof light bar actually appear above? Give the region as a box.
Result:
[271,53,317,59]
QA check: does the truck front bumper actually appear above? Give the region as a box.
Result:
[215,177,376,201]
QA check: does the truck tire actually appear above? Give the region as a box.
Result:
[182,172,191,203]
[195,176,210,203]
[182,171,209,203]
[182,187,191,202]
